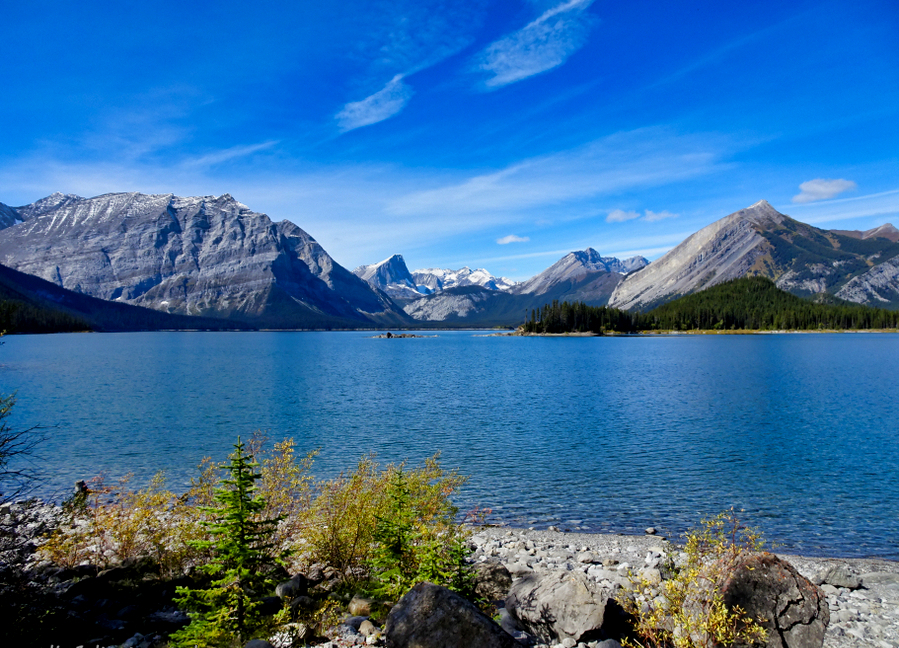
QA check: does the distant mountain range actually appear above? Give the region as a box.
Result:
[352,248,648,325]
[0,192,896,331]
[608,200,899,311]
[352,255,516,300]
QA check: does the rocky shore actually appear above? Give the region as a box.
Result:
[467,527,899,648]
[3,499,897,648]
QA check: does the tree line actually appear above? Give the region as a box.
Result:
[523,277,899,333]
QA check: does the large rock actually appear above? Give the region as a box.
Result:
[505,569,623,644]
[719,553,829,648]
[385,582,521,648]
[474,560,513,602]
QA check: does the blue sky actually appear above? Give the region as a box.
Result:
[2,0,897,280]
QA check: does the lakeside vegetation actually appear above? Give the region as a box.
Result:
[523,276,899,333]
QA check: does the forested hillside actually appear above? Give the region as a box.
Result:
[523,277,899,333]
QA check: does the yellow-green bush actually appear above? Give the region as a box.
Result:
[617,510,768,648]
[40,435,468,596]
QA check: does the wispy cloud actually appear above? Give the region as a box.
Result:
[183,141,279,168]
[476,0,595,89]
[334,1,481,132]
[606,207,678,223]
[785,189,899,224]
[388,128,730,219]
[792,178,857,204]
[645,209,677,222]
[497,234,530,244]
[606,209,640,223]
[336,75,414,132]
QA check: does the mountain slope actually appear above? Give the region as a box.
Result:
[609,201,899,310]
[402,249,647,325]
[353,254,423,300]
[0,262,250,333]
[830,223,899,243]
[0,192,410,328]
[512,248,647,296]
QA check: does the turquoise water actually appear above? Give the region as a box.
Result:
[2,331,897,558]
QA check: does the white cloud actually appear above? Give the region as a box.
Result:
[644,209,677,222]
[784,189,899,224]
[792,178,857,204]
[336,75,414,132]
[387,128,728,219]
[606,207,678,223]
[477,0,595,89]
[606,209,640,223]
[183,141,279,168]
[497,234,530,244]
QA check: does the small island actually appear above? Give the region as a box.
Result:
[372,332,435,338]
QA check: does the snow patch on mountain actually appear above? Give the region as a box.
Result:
[411,266,517,293]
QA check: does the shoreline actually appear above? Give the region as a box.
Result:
[467,525,899,648]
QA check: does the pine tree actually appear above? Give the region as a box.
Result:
[171,437,286,647]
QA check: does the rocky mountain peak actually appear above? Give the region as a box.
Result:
[0,191,409,328]
[609,200,899,311]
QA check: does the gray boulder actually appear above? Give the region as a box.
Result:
[812,564,860,590]
[719,553,829,648]
[474,560,513,601]
[505,569,621,644]
[385,582,522,647]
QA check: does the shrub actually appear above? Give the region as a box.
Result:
[368,467,474,601]
[41,467,215,575]
[170,437,287,647]
[300,453,467,590]
[617,509,768,648]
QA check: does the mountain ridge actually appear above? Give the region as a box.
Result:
[608,200,899,311]
[0,192,410,328]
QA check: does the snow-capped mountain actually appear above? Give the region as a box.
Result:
[353,255,517,300]
[352,254,422,300]
[411,266,517,293]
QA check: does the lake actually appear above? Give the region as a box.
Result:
[2,330,897,559]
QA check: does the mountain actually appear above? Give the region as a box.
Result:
[512,248,648,295]
[0,202,22,229]
[353,254,423,300]
[608,200,899,311]
[411,266,517,293]
[353,255,518,302]
[830,223,899,243]
[402,249,647,325]
[0,192,410,328]
[0,262,250,333]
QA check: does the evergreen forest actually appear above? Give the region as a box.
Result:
[522,277,899,333]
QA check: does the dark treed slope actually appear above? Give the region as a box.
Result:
[0,263,253,333]
[641,276,899,330]
[524,277,899,333]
